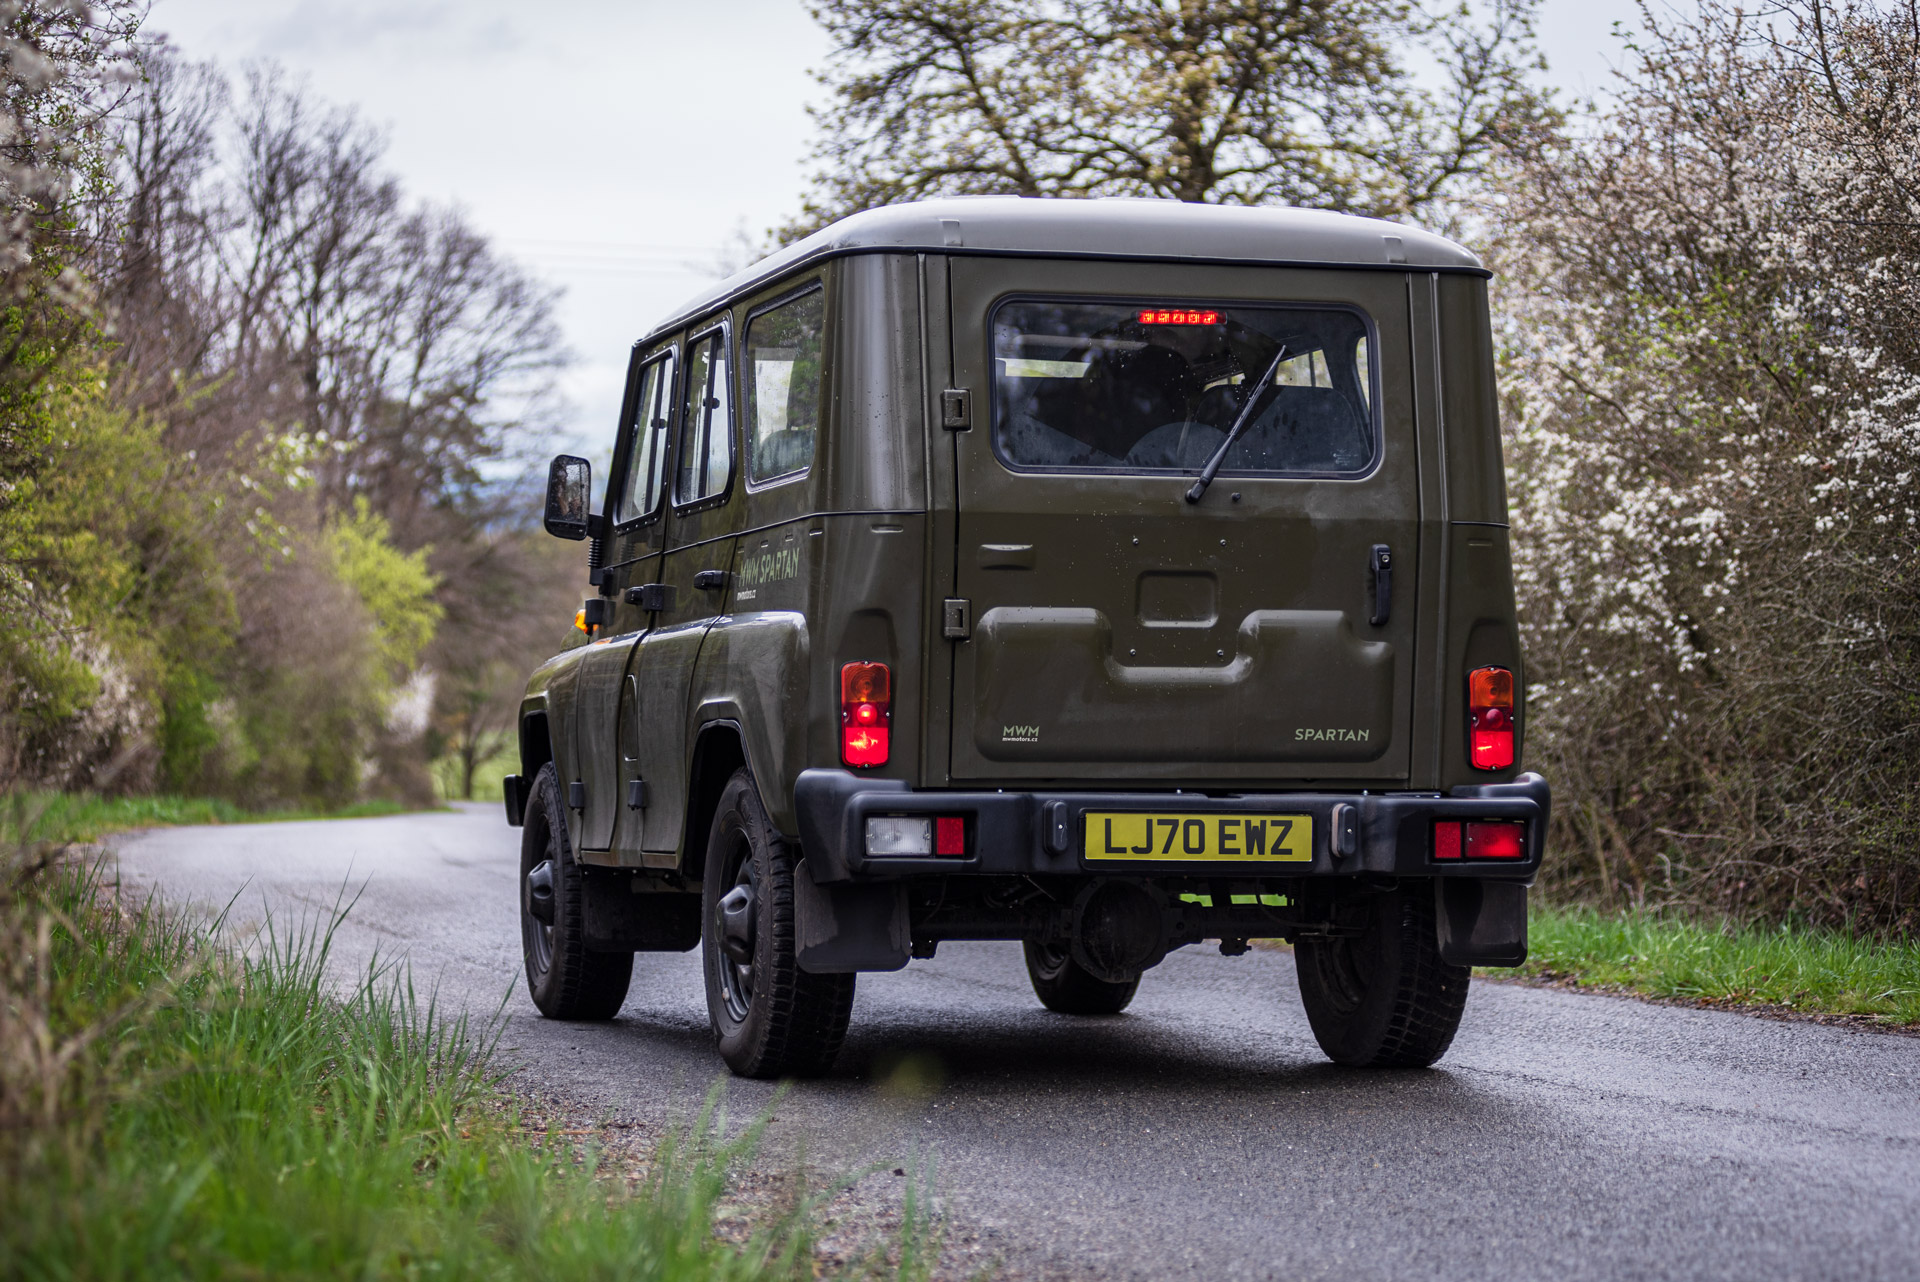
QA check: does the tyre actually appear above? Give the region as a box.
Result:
[1023,940,1139,1015]
[520,763,633,1019]
[1294,881,1469,1067]
[701,768,856,1079]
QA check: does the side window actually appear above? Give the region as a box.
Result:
[675,328,733,505]
[619,349,676,522]
[744,286,825,483]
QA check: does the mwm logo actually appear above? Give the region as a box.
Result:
[1001,724,1040,743]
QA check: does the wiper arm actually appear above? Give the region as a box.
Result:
[1185,343,1289,505]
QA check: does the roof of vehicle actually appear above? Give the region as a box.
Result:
[646,196,1484,339]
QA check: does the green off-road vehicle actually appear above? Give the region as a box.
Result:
[505,197,1547,1076]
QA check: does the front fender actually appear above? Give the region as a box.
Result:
[518,646,588,836]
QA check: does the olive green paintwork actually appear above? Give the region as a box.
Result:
[518,198,1524,874]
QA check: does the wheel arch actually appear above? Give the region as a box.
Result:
[682,721,755,887]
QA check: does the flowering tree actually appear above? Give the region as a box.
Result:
[1493,0,1920,930]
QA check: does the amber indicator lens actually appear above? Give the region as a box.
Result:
[840,661,891,767]
[1136,308,1220,326]
[1467,665,1515,770]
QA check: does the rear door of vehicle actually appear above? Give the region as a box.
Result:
[631,317,744,861]
[947,258,1420,785]
[575,345,676,854]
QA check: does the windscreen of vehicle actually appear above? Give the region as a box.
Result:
[991,300,1377,475]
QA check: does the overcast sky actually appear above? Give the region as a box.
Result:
[144,0,1650,459]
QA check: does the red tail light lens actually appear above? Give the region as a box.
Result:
[1468,666,1515,770]
[1466,820,1526,859]
[840,661,891,767]
[1432,819,1526,861]
[935,816,966,856]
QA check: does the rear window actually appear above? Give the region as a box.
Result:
[991,299,1377,475]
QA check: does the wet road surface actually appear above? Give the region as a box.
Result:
[112,804,1920,1281]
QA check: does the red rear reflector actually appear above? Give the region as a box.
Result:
[1466,821,1526,859]
[1432,821,1462,860]
[1137,308,1220,325]
[1468,665,1515,770]
[935,816,966,856]
[841,661,892,767]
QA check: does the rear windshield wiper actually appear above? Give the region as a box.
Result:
[1185,343,1289,505]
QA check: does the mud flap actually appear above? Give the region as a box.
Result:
[581,869,702,952]
[794,858,910,973]
[1435,879,1528,967]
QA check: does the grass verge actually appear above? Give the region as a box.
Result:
[1508,903,1920,1026]
[4,791,420,845]
[0,838,929,1279]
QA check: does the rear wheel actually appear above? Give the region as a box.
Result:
[1023,941,1139,1015]
[520,763,632,1020]
[701,769,855,1079]
[1294,881,1468,1067]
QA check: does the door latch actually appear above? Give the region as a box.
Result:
[625,583,674,612]
[693,569,730,591]
[942,597,972,640]
[1369,544,1392,627]
[941,388,971,430]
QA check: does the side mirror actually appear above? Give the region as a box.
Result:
[543,455,591,540]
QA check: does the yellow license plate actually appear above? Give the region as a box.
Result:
[1083,812,1314,863]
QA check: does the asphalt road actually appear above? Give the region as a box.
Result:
[112,805,1920,1281]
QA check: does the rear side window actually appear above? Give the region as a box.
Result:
[676,328,733,504]
[619,349,675,522]
[745,286,825,484]
[991,300,1377,475]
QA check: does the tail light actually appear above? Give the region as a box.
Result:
[841,661,891,767]
[1468,666,1515,770]
[1432,820,1527,860]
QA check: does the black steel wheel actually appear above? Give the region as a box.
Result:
[1023,940,1139,1015]
[700,768,855,1079]
[520,763,632,1020]
[1294,881,1468,1068]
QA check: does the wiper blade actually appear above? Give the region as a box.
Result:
[1184,343,1289,504]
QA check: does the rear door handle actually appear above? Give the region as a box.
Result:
[1369,544,1392,626]
[693,569,730,591]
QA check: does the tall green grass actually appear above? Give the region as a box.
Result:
[1516,904,1920,1024]
[0,853,927,1280]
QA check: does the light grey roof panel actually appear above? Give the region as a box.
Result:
[645,196,1482,339]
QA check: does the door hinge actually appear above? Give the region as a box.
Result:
[626,778,650,810]
[693,569,730,591]
[625,582,674,612]
[567,780,586,810]
[942,597,972,640]
[941,388,972,430]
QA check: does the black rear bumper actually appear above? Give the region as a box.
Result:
[792,769,1550,885]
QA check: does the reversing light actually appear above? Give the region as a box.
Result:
[1431,820,1527,861]
[841,661,891,767]
[1468,666,1515,770]
[1136,308,1220,325]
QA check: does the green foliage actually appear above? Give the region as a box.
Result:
[327,497,443,679]
[0,852,924,1281]
[0,373,235,785]
[1514,905,1920,1025]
